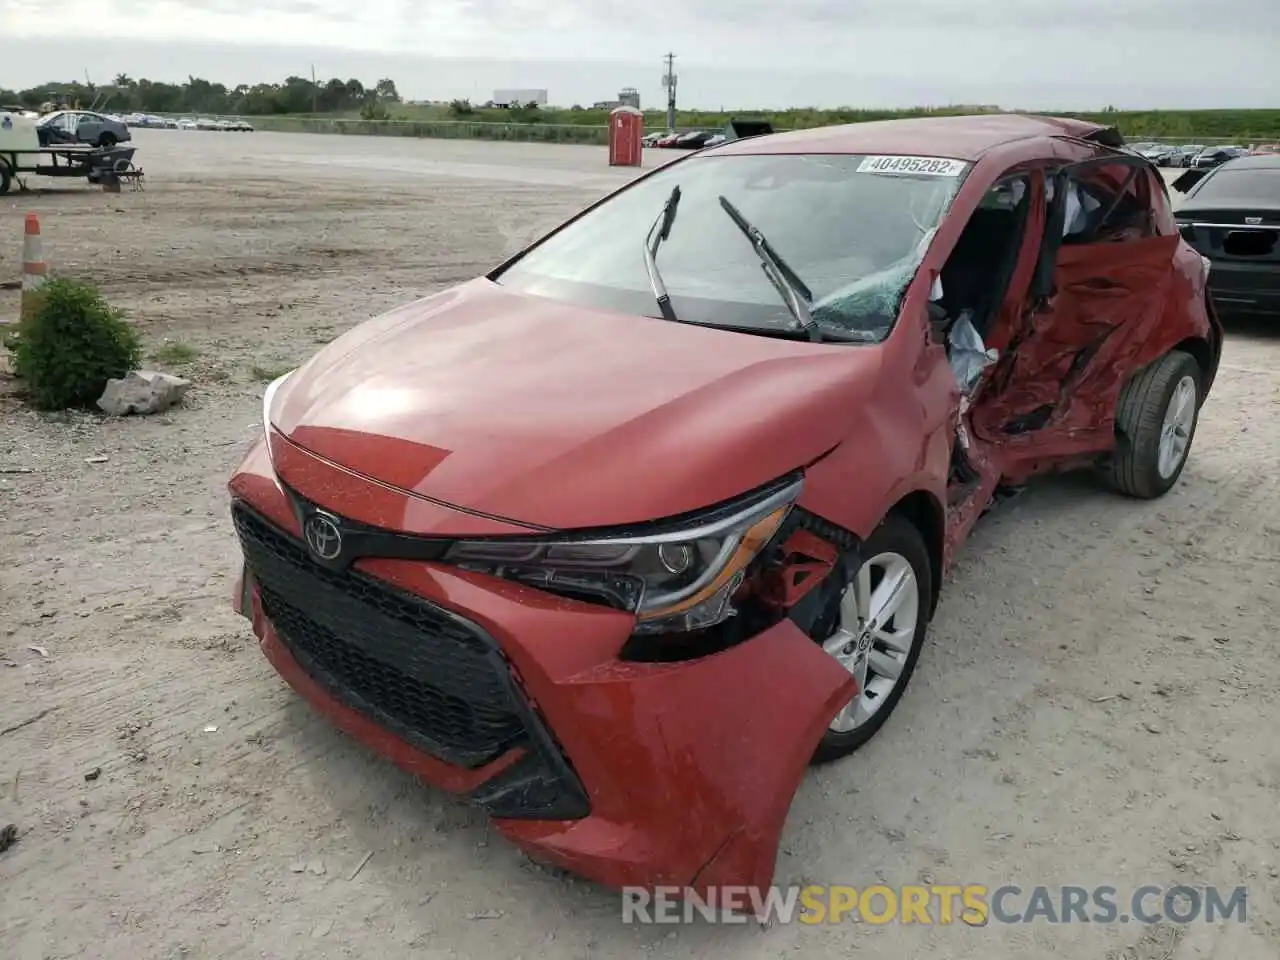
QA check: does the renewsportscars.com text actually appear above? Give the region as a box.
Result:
[621,884,1248,925]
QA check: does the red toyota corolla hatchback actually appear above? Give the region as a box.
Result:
[229,114,1221,898]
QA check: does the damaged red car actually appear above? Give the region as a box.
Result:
[229,114,1221,898]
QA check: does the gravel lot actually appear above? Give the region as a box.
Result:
[2,130,1279,960]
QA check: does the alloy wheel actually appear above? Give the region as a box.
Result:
[1157,374,1197,480]
[822,551,920,732]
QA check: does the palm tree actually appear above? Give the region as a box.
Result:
[114,73,133,88]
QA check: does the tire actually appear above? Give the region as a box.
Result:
[812,513,933,764]
[1108,350,1201,499]
[0,161,11,197]
[98,132,117,148]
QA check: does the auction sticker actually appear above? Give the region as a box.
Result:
[857,155,968,177]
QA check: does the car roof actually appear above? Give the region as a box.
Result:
[712,113,1117,161]
[1216,153,1280,170]
[1182,155,1280,212]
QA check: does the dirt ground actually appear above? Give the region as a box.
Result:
[2,130,1279,960]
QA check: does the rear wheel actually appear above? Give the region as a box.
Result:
[0,160,11,196]
[812,514,932,763]
[1108,350,1201,499]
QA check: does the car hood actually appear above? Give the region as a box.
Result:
[271,279,885,531]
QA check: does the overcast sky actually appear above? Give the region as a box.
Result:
[2,0,1275,109]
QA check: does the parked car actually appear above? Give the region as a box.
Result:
[177,117,198,130]
[229,113,1221,898]
[1178,145,1205,167]
[641,132,666,147]
[225,119,255,132]
[703,133,727,147]
[655,132,682,147]
[1249,143,1280,156]
[672,130,717,149]
[1131,142,1169,164]
[1138,143,1183,166]
[1173,153,1280,318]
[1192,146,1248,169]
[35,110,131,148]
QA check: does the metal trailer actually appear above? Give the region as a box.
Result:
[0,143,143,195]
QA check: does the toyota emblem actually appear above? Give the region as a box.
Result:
[304,513,343,561]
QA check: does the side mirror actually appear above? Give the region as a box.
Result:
[1031,171,1068,301]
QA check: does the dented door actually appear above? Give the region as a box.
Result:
[972,155,1179,443]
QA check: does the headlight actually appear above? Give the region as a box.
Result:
[445,478,802,634]
[261,370,294,453]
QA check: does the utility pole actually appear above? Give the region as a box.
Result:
[662,52,677,133]
[311,64,318,115]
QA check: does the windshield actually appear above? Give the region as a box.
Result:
[1193,168,1280,205]
[492,153,969,342]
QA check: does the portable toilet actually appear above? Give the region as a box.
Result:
[608,106,644,167]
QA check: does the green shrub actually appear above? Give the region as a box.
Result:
[11,276,141,410]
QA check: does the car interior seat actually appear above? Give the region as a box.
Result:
[940,201,1028,340]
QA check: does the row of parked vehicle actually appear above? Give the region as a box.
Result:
[642,130,727,149]
[126,114,255,131]
[1130,141,1280,169]
[18,108,255,149]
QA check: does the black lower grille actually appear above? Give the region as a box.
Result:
[232,503,525,768]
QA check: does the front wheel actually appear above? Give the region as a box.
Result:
[812,514,932,763]
[1108,350,1202,499]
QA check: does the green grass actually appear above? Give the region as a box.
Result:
[150,341,200,366]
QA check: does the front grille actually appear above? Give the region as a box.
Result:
[232,503,526,768]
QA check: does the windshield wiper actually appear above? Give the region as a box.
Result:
[718,195,819,341]
[643,185,682,323]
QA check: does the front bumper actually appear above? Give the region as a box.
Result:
[229,436,855,894]
[1207,261,1280,318]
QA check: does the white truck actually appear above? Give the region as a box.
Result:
[0,111,139,195]
[491,88,548,108]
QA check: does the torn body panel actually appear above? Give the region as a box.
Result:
[973,235,1181,446]
[954,147,1213,486]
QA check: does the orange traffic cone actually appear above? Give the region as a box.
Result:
[20,212,48,325]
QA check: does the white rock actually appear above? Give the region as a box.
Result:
[97,370,191,416]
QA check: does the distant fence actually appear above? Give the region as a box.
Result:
[223,115,610,145]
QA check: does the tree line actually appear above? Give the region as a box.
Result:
[0,74,402,117]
